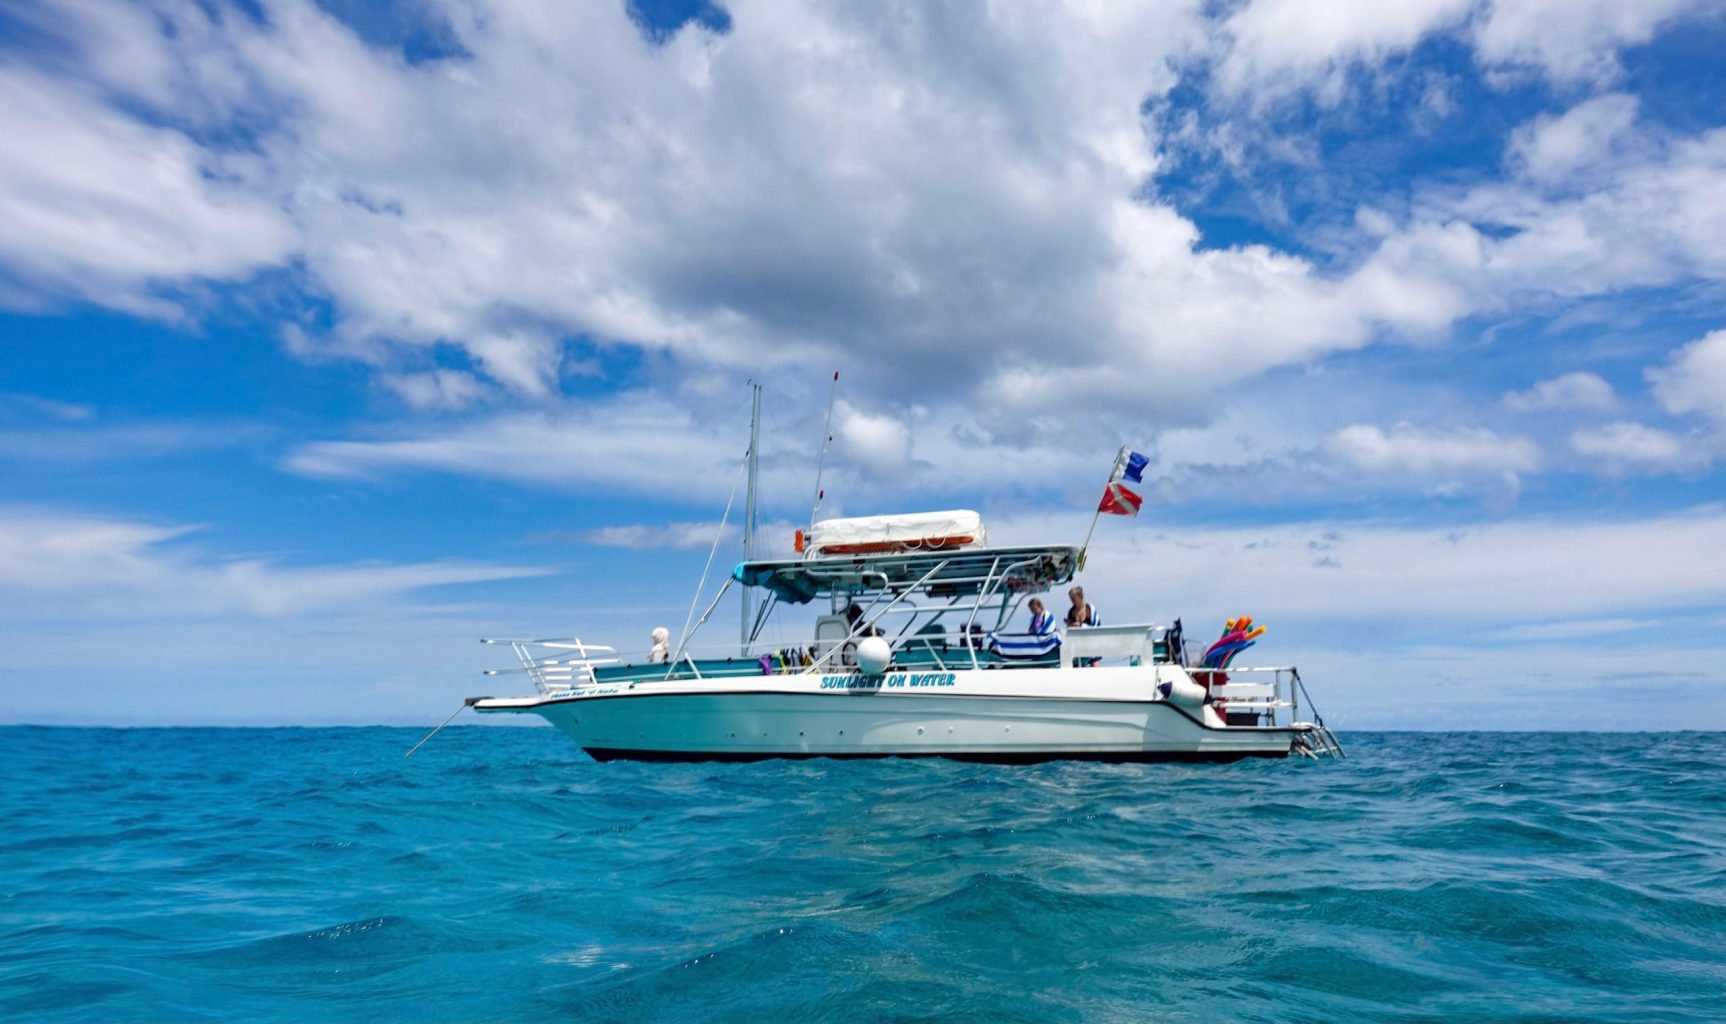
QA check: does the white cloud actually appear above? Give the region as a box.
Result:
[0,0,1719,478]
[1473,0,1710,84]
[568,521,733,551]
[284,394,757,499]
[380,370,490,412]
[1570,421,1700,472]
[1509,94,1643,186]
[1210,0,1718,96]
[0,0,1521,422]
[1501,371,1617,412]
[1215,0,1473,101]
[0,392,94,422]
[1491,617,1656,641]
[835,400,912,474]
[1364,117,1726,314]
[995,505,1726,624]
[0,64,295,315]
[1648,328,1726,425]
[0,505,553,619]
[1323,422,1540,474]
[0,419,265,462]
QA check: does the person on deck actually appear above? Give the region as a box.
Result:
[1065,587,1100,629]
[1027,598,1057,635]
[648,627,670,664]
[845,603,883,637]
[1066,587,1100,666]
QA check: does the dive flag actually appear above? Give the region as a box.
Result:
[1122,450,1149,483]
[1098,481,1143,516]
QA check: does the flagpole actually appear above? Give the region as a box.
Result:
[1077,445,1128,571]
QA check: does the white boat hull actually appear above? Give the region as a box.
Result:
[474,666,1305,762]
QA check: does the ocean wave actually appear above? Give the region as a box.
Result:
[1,729,1722,1022]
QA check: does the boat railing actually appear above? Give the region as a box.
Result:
[480,637,620,694]
[1187,665,1312,729]
[571,623,1185,678]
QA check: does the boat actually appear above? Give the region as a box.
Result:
[464,390,1344,763]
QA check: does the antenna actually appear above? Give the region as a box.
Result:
[741,382,761,654]
[807,371,839,537]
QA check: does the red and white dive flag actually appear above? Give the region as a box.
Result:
[1098,480,1143,516]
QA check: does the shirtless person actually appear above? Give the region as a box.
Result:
[1066,587,1100,666]
[1065,587,1100,628]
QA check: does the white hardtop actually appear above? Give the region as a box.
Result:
[735,542,1077,603]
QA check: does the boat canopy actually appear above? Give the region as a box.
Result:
[732,544,1079,604]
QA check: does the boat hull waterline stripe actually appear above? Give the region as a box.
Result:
[582,748,1288,764]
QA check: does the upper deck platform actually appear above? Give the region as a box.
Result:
[731,544,1079,604]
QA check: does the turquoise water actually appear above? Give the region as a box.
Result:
[2,728,1722,1023]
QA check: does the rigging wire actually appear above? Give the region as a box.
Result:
[675,452,748,657]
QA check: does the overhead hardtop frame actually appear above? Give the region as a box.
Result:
[732,544,1079,605]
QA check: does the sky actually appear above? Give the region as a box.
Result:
[1,0,1723,730]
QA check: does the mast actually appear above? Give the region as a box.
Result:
[741,382,761,654]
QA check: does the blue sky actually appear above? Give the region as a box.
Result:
[2,0,1723,729]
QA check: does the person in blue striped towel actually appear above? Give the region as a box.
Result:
[1028,597,1057,635]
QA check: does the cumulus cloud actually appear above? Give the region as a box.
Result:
[1501,371,1617,412]
[835,400,912,474]
[1210,0,1718,96]
[1214,0,1474,101]
[1472,0,1711,84]
[1648,328,1726,426]
[0,0,1548,425]
[0,0,1718,480]
[1323,422,1540,474]
[1321,126,1726,347]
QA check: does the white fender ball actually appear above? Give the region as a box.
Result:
[855,636,893,675]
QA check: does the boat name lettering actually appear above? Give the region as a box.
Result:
[819,673,956,689]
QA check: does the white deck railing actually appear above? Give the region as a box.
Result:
[480,637,619,694]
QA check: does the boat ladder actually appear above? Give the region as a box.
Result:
[1290,668,1346,759]
[1292,722,1346,759]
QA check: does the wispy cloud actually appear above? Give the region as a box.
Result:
[541,521,733,551]
[1570,421,1706,473]
[1323,423,1540,475]
[0,392,93,422]
[0,505,555,619]
[1501,371,1618,413]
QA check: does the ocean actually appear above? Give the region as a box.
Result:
[1,727,1721,1023]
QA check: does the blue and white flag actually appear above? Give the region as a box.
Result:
[1122,450,1149,484]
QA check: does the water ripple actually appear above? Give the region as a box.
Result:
[0,728,1722,1022]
